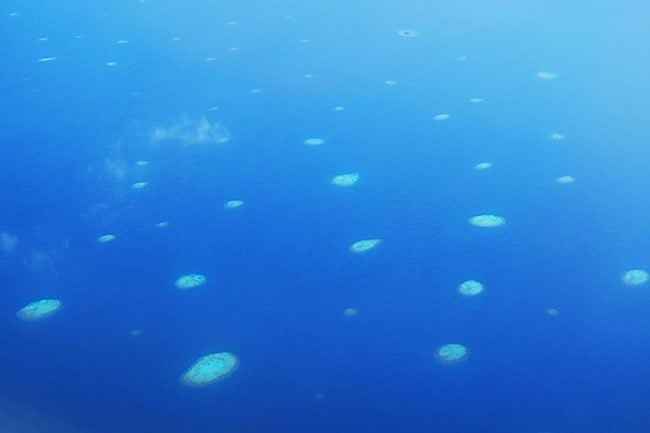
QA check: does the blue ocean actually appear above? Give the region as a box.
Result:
[2,1,650,432]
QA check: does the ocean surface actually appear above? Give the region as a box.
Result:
[1,1,650,432]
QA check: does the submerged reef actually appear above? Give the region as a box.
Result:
[175,274,207,289]
[622,269,649,286]
[180,352,238,386]
[435,343,468,364]
[458,280,484,296]
[331,172,360,187]
[349,238,381,253]
[17,299,62,321]
[469,214,505,228]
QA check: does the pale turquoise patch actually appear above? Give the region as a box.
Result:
[349,238,381,253]
[17,299,62,321]
[469,214,505,228]
[180,352,238,386]
[304,137,325,146]
[224,200,244,209]
[331,172,360,187]
[458,280,484,296]
[556,176,574,184]
[175,274,206,290]
[436,343,467,363]
[622,269,649,286]
[97,234,116,243]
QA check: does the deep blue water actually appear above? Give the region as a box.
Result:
[2,1,650,432]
